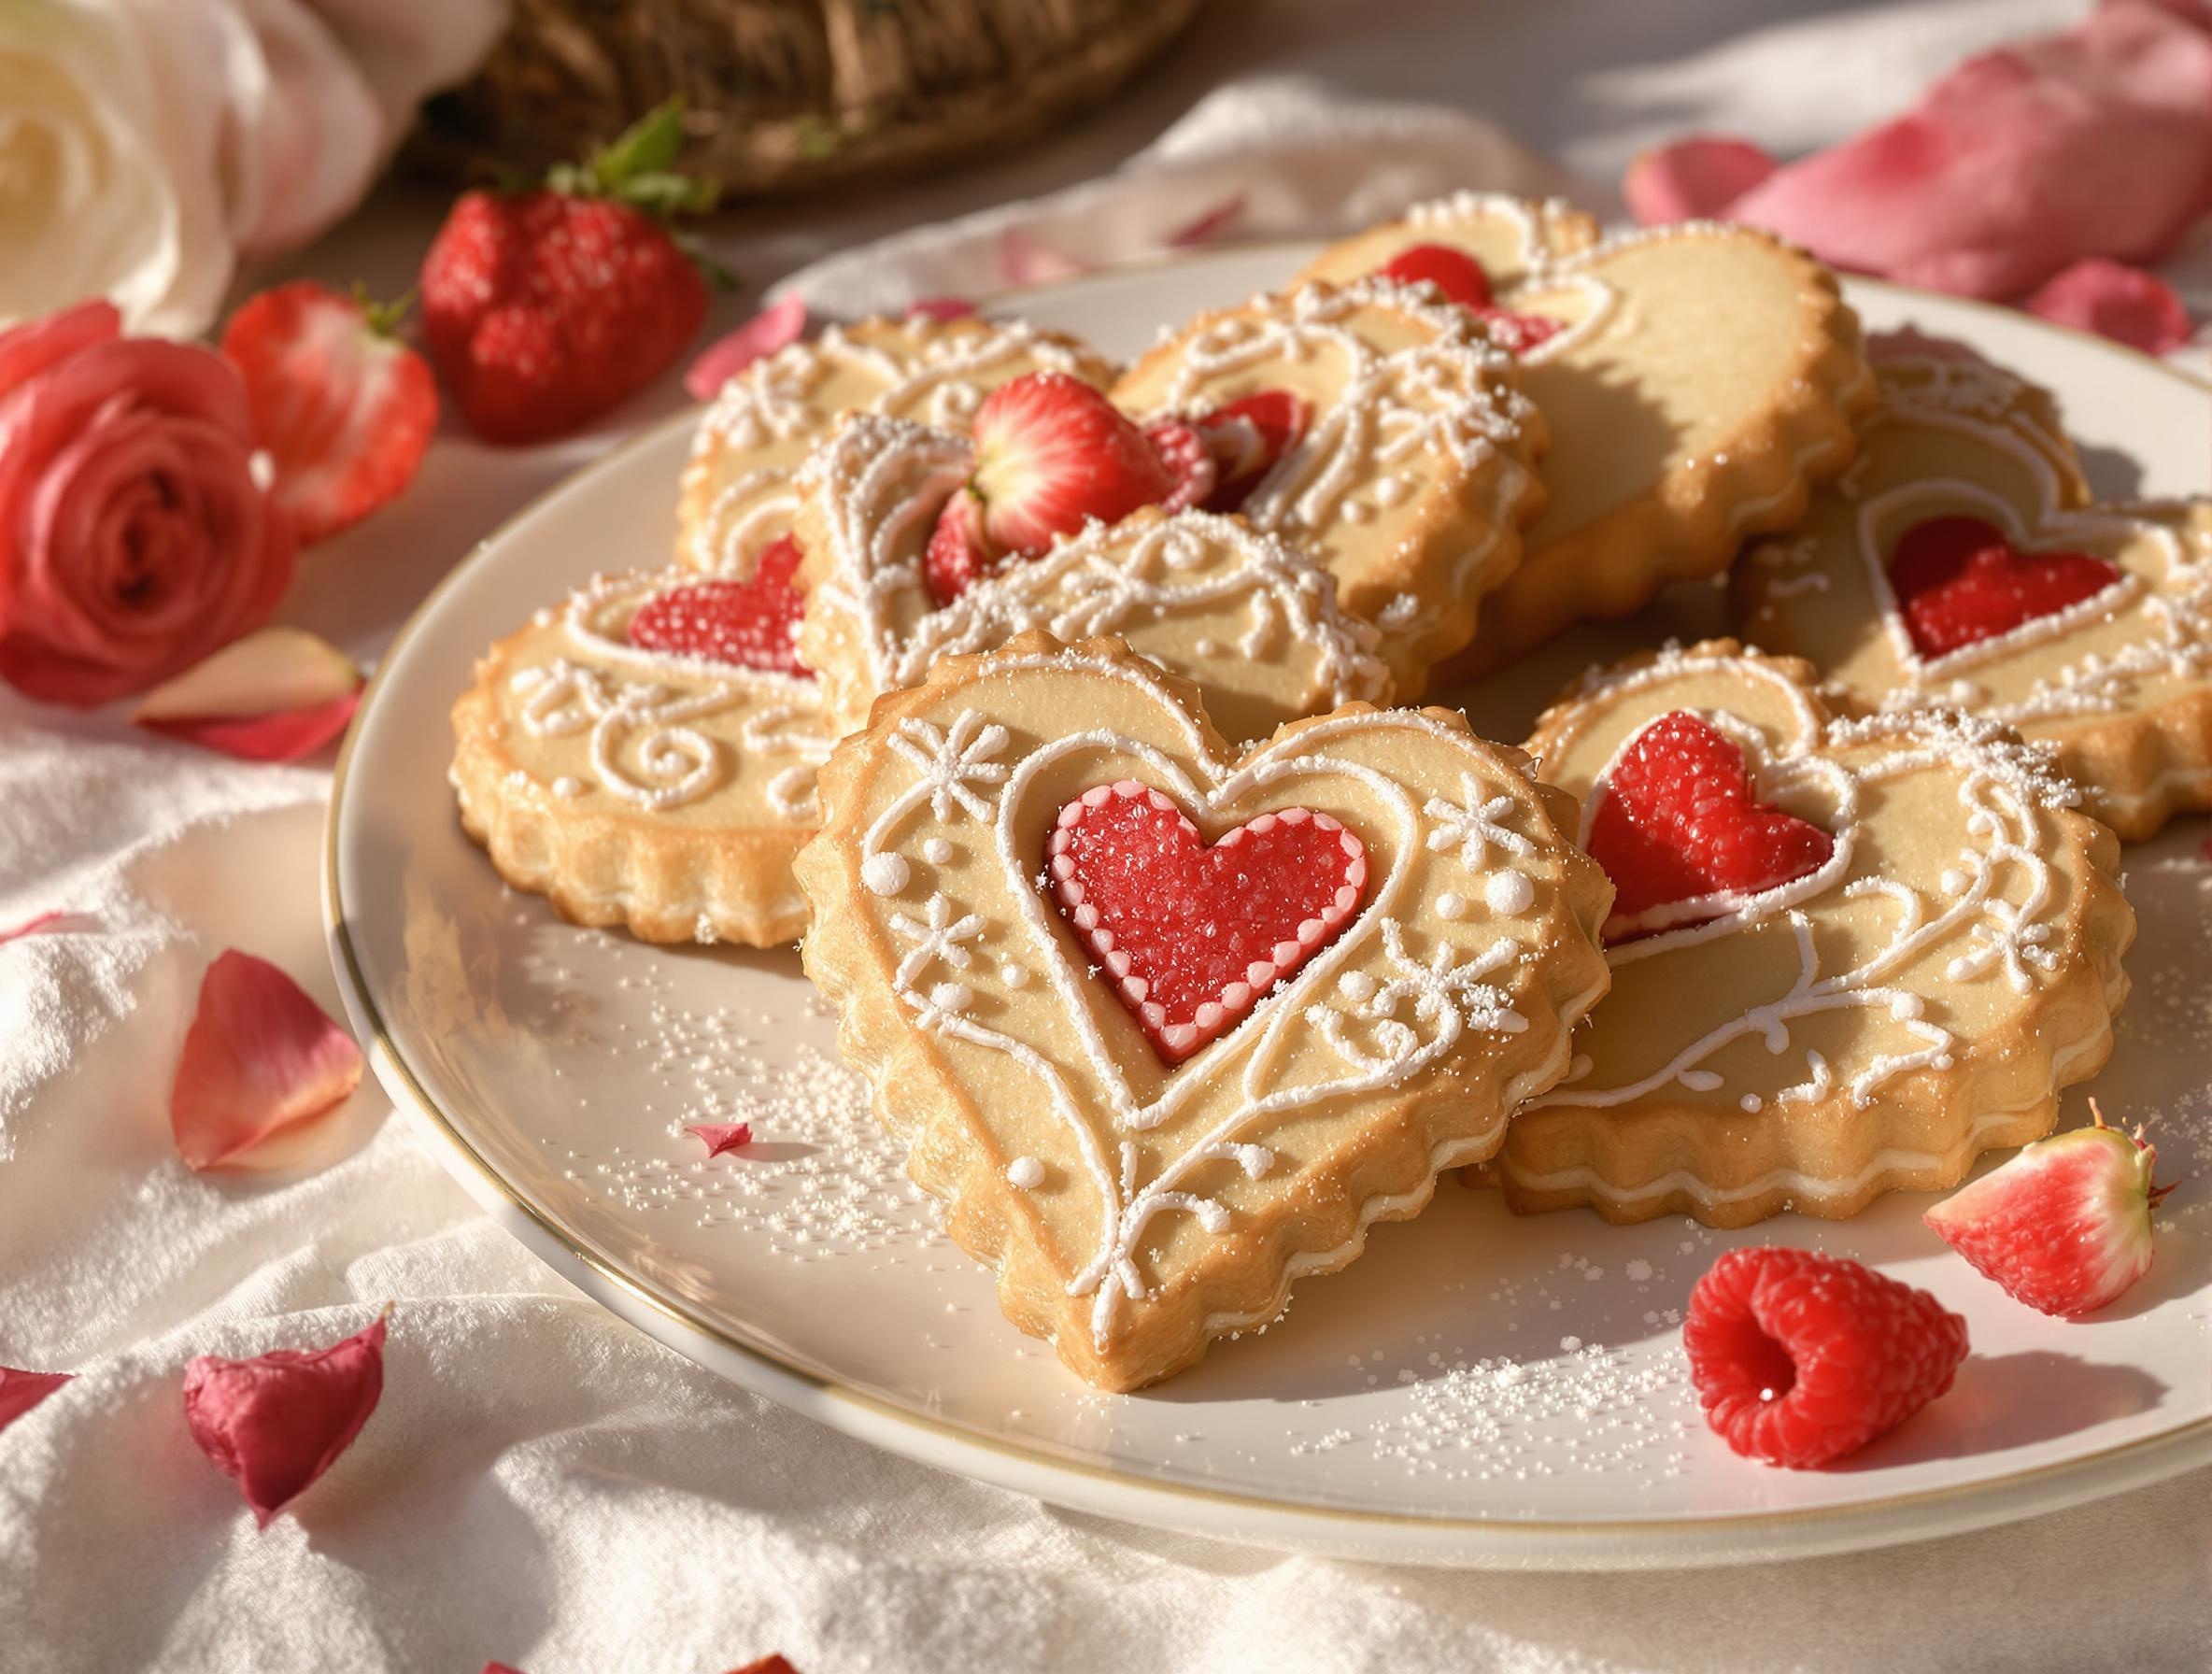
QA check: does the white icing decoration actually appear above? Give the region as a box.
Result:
[1436,892,1467,920]
[1006,1156,1045,1189]
[860,853,911,895]
[1000,962,1029,990]
[550,776,585,800]
[1484,872,1535,915]
[923,837,955,864]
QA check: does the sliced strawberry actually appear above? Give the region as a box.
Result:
[1924,1100,2175,1317]
[1143,418,1217,512]
[1474,306,1564,355]
[1587,710,1834,941]
[1193,390,1310,512]
[924,489,1002,607]
[1376,243,1495,308]
[220,281,436,546]
[969,372,1171,555]
[626,536,811,677]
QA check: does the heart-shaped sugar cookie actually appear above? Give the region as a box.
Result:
[1735,354,2212,840]
[1303,197,1877,675]
[1110,277,1547,688]
[451,564,833,944]
[794,632,1612,1389]
[1498,641,2133,1228]
[795,413,1392,743]
[677,315,1113,576]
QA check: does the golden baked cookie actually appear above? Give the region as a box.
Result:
[1110,277,1548,688]
[1498,640,2134,1227]
[794,411,1393,742]
[794,632,1612,1389]
[1303,195,1877,675]
[676,314,1114,576]
[450,558,832,945]
[1735,354,2212,841]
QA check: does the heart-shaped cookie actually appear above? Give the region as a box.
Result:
[1302,195,1877,674]
[1497,641,2132,1228]
[451,564,833,945]
[677,315,1113,576]
[795,412,1392,743]
[1110,277,1547,689]
[794,632,1612,1389]
[1735,353,2212,840]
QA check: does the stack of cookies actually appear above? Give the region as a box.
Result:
[450,195,2206,1391]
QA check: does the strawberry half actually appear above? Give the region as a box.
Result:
[1924,1100,2175,1317]
[966,372,1171,555]
[924,489,1000,608]
[220,282,436,546]
[1193,390,1310,512]
[420,99,718,445]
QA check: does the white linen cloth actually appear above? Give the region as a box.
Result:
[3,3,2208,1668]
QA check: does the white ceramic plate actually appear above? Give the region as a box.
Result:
[328,247,2212,1568]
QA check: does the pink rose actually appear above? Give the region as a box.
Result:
[0,300,294,707]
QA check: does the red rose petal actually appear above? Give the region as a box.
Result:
[999,227,1085,286]
[139,691,362,762]
[685,1122,754,1158]
[483,1665,529,1673]
[171,950,365,1170]
[685,296,809,401]
[0,1367,72,1433]
[0,909,65,945]
[2023,258,2195,354]
[905,296,977,322]
[1624,135,1778,225]
[729,1659,802,1674]
[183,1311,386,1527]
[0,298,121,398]
[1166,192,1247,249]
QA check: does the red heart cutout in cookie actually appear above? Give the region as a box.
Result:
[627,535,812,678]
[1373,245,1562,355]
[1587,710,1833,940]
[1048,781,1368,1064]
[1889,515,2122,660]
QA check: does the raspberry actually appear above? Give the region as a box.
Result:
[1586,709,1833,937]
[1889,515,2121,659]
[1047,783,1367,1064]
[626,536,812,677]
[1684,1247,1969,1468]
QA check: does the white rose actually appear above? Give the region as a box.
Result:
[0,0,506,337]
[0,0,232,335]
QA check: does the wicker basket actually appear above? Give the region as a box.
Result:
[411,0,1209,202]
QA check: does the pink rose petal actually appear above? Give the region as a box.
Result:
[904,296,977,323]
[171,950,365,1170]
[139,691,362,762]
[1713,0,2212,298]
[2023,257,2195,354]
[0,299,121,400]
[484,1665,529,1673]
[685,1122,754,1158]
[685,296,808,401]
[1166,192,1248,249]
[0,1367,72,1433]
[999,227,1085,287]
[182,1311,386,1528]
[0,909,65,945]
[1624,135,1778,225]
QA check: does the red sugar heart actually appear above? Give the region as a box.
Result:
[1048,781,1368,1064]
[1889,515,2120,660]
[627,535,813,677]
[1372,245,1561,355]
[1587,711,1833,941]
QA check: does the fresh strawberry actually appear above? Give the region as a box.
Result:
[1587,710,1833,938]
[1143,418,1217,512]
[1684,1247,1969,1469]
[220,282,435,546]
[1193,390,1309,512]
[1925,1100,2174,1317]
[626,535,810,677]
[965,372,1171,555]
[420,99,717,445]
[1376,243,1495,308]
[923,489,1000,607]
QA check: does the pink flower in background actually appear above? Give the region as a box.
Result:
[0,301,295,708]
[1627,0,2212,317]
